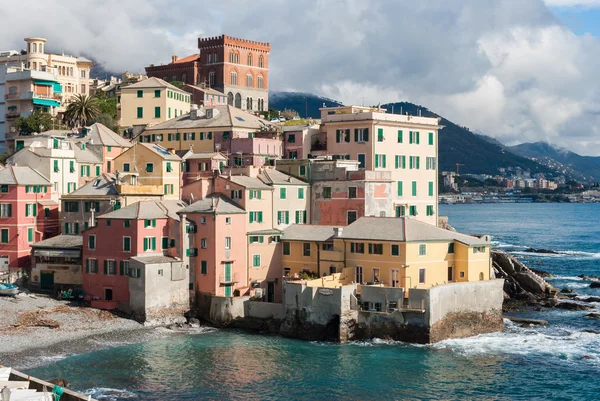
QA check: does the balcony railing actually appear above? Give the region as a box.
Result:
[5,93,20,100]
[5,111,20,119]
[219,273,238,285]
[310,142,327,151]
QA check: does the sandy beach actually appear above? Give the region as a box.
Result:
[0,292,192,370]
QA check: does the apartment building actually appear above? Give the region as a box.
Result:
[312,106,441,226]
[0,166,59,276]
[117,77,191,129]
[282,124,321,160]
[76,123,133,174]
[182,84,227,108]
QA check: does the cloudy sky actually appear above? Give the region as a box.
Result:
[3,0,600,154]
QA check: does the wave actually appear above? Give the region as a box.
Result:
[492,241,529,250]
[511,250,600,259]
[432,320,600,365]
[84,387,138,400]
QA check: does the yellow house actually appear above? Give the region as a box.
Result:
[112,142,182,199]
[118,77,191,129]
[282,217,491,289]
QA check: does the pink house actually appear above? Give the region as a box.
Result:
[0,166,59,280]
[178,195,247,297]
[215,131,283,167]
[77,123,133,174]
[81,200,185,309]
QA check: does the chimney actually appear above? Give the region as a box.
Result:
[167,148,176,154]
[211,197,217,210]
[171,55,178,63]
[190,104,199,120]
[334,227,343,237]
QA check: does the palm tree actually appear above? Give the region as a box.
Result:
[63,94,100,128]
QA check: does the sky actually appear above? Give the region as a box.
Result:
[2,0,600,155]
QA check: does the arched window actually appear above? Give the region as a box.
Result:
[235,93,242,108]
[246,74,253,88]
[229,52,235,63]
[39,44,43,53]
[182,73,187,83]
[213,53,218,63]
[70,67,73,76]
[62,66,66,75]
[235,52,240,64]
[209,71,216,87]
[247,97,253,110]
[33,43,37,53]
[207,54,212,64]
[258,56,264,68]
[257,76,264,89]
[230,71,237,85]
[27,43,31,53]
[227,92,234,105]
[163,76,168,81]
[172,75,177,81]
[247,54,252,66]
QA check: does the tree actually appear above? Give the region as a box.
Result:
[13,111,54,135]
[94,93,117,119]
[89,114,118,133]
[170,81,184,89]
[63,94,101,128]
[281,108,299,120]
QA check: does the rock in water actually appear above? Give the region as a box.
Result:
[514,272,546,295]
[584,313,600,319]
[551,302,596,311]
[590,282,600,288]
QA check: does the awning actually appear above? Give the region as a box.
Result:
[33,98,60,108]
[34,250,80,257]
[33,80,52,86]
[38,200,58,206]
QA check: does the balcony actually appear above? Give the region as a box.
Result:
[320,249,344,262]
[310,141,327,151]
[219,273,238,285]
[5,111,20,119]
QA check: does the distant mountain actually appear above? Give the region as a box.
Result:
[510,141,600,182]
[269,92,343,118]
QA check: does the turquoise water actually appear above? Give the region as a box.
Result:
[29,204,600,400]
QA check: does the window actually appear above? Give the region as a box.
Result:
[230,71,237,85]
[122,163,131,173]
[123,237,131,252]
[284,267,291,277]
[426,157,437,170]
[353,128,369,142]
[88,259,98,274]
[186,248,198,257]
[259,56,264,68]
[299,165,306,176]
[119,261,129,276]
[347,210,358,225]
[283,242,291,256]
[395,155,406,169]
[252,254,261,267]
[474,246,487,253]
[27,228,34,243]
[166,162,173,173]
[368,243,383,255]
[448,243,455,254]
[375,154,386,168]
[186,224,197,233]
[137,107,143,118]
[460,271,466,278]
[391,244,400,256]
[428,132,434,145]
[69,161,75,173]
[280,188,287,199]
[88,235,96,250]
[377,128,384,142]
[225,217,231,225]
[0,204,12,218]
[249,211,263,223]
[154,89,161,98]
[372,268,380,283]
[137,90,143,98]
[412,181,417,197]
[409,131,420,144]
[231,189,242,200]
[53,160,59,172]
[209,71,216,87]
[426,205,434,216]
[350,243,364,253]
[409,205,417,216]
[397,181,403,196]
[348,187,357,199]
[224,237,231,250]
[155,107,161,118]
[303,243,311,257]
[277,210,290,225]
[249,236,264,244]
[249,190,262,199]
[105,260,116,275]
[144,219,156,228]
[146,163,154,173]
[323,187,332,199]
[298,188,305,199]
[419,268,426,285]
[409,156,420,169]
[257,76,264,89]
[143,237,157,251]
[0,229,8,243]
[419,244,427,256]
[247,74,253,87]
[428,181,434,197]
[201,238,207,249]
[287,134,296,143]
[201,261,208,275]
[295,210,307,224]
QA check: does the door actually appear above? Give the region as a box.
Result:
[267,281,275,303]
[105,288,113,301]
[391,269,400,288]
[355,266,363,284]
[224,263,232,297]
[357,153,366,168]
[448,266,455,282]
[40,270,54,290]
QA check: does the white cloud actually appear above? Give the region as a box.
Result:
[2,0,600,154]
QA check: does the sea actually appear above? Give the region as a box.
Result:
[27,203,600,401]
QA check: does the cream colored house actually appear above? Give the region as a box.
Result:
[257,168,310,230]
[118,77,191,129]
[314,106,441,226]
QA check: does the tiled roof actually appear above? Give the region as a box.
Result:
[259,168,308,186]
[31,235,83,249]
[282,225,338,242]
[341,217,490,246]
[98,200,186,221]
[226,175,272,190]
[72,143,103,164]
[130,255,182,264]
[178,194,245,214]
[138,143,182,160]
[181,151,227,160]
[123,77,186,93]
[0,166,50,185]
[144,104,271,131]
[83,123,132,148]
[172,54,201,64]
[65,174,118,197]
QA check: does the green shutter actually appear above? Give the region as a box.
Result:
[33,203,37,216]
[375,155,379,168]
[27,228,33,242]
[144,238,148,251]
[137,107,143,118]
[378,128,384,141]
[428,132,434,145]
[201,261,207,274]
[155,106,161,118]
[412,181,417,196]
[64,223,68,234]
[398,130,403,143]
[104,260,108,274]
[151,237,156,250]
[162,237,169,249]
[382,155,386,168]
[258,211,263,223]
[249,212,254,223]
[398,181,403,196]
[429,182,434,197]
[402,156,406,169]
[395,156,399,169]
[298,188,304,199]
[280,188,286,199]
[416,157,420,169]
[285,211,289,224]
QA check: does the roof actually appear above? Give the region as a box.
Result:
[0,166,50,185]
[123,77,186,93]
[30,235,82,249]
[65,174,118,197]
[178,194,245,214]
[282,225,339,242]
[138,143,182,161]
[144,104,272,131]
[172,54,201,64]
[226,175,272,190]
[341,217,490,246]
[72,142,103,164]
[38,200,58,206]
[130,255,181,265]
[259,169,308,186]
[247,229,282,235]
[181,151,227,161]
[183,84,225,96]
[83,123,132,148]
[99,200,186,221]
